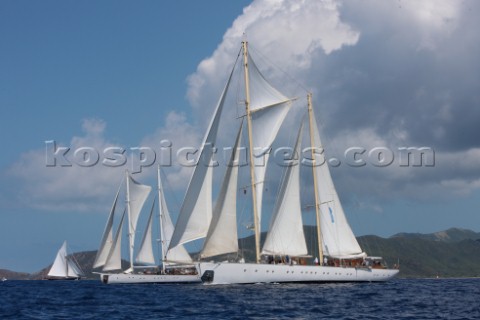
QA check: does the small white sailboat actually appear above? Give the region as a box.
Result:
[165,41,399,284]
[94,169,200,284]
[47,241,84,280]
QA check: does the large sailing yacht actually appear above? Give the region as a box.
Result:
[167,41,399,284]
[93,169,200,284]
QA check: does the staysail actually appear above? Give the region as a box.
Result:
[135,200,156,265]
[168,60,238,250]
[310,108,365,259]
[157,167,192,265]
[93,178,122,269]
[247,54,292,228]
[103,208,126,272]
[201,123,243,258]
[126,173,152,269]
[262,121,308,257]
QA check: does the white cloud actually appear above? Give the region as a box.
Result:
[8,119,125,212]
[187,0,360,110]
[7,0,480,215]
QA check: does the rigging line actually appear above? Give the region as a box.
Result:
[248,44,310,94]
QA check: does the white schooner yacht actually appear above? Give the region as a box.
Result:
[166,41,399,284]
[93,168,200,284]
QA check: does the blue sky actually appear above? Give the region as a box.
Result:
[1,0,480,272]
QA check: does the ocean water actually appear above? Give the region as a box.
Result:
[1,278,479,319]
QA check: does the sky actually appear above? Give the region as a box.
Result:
[1,0,479,272]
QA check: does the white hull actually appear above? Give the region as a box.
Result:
[198,262,399,285]
[99,273,201,284]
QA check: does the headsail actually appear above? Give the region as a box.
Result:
[103,209,126,272]
[157,167,192,265]
[126,173,152,269]
[201,123,243,258]
[135,200,156,265]
[168,59,238,250]
[66,256,84,278]
[93,178,122,269]
[262,121,308,257]
[47,241,69,278]
[310,108,365,259]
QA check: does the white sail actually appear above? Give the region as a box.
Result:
[248,54,292,228]
[135,200,156,265]
[262,121,308,257]
[168,64,236,250]
[48,241,69,277]
[48,241,83,278]
[157,169,192,264]
[170,165,213,248]
[93,180,122,269]
[310,108,365,259]
[103,209,126,272]
[201,124,243,258]
[67,257,84,278]
[126,173,152,266]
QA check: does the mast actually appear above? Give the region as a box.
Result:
[157,165,166,274]
[242,40,261,263]
[65,242,69,277]
[125,169,134,272]
[307,93,324,264]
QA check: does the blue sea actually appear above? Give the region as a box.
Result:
[1,278,479,319]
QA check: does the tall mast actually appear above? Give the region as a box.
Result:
[125,169,134,272]
[307,93,324,264]
[242,40,261,263]
[157,165,166,274]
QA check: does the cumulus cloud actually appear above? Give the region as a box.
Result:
[184,0,480,210]
[7,0,480,215]
[187,0,360,112]
[7,119,126,212]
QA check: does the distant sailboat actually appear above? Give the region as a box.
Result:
[94,170,200,284]
[164,41,400,284]
[47,241,84,280]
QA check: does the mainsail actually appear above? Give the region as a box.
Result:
[201,123,243,258]
[310,108,365,259]
[262,121,308,257]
